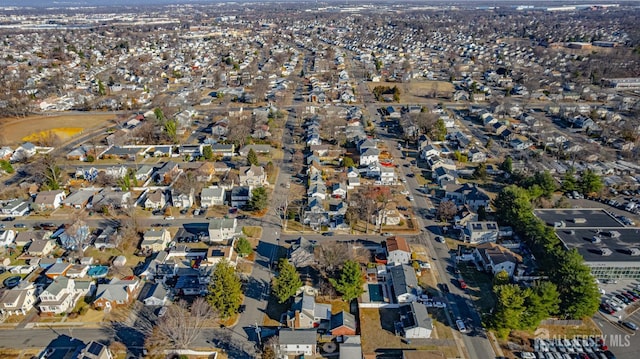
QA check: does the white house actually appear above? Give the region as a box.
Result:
[0,281,37,316]
[141,283,168,306]
[208,218,237,242]
[380,166,397,185]
[140,229,172,252]
[466,221,499,244]
[386,236,411,266]
[201,187,225,207]
[388,265,421,303]
[359,147,380,166]
[0,229,16,247]
[171,189,194,209]
[401,302,433,339]
[275,329,317,359]
[473,242,521,277]
[38,277,90,315]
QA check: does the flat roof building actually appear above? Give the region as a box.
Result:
[535,208,640,279]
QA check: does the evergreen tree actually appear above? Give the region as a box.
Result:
[247,187,269,211]
[561,167,578,192]
[206,260,242,318]
[579,169,603,195]
[202,145,213,160]
[272,259,303,304]
[329,260,365,302]
[500,156,513,174]
[247,148,259,166]
[235,237,253,257]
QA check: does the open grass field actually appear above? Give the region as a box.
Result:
[366,80,455,103]
[0,113,117,145]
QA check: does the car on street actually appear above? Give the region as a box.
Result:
[164,216,175,220]
[2,216,15,221]
[13,223,26,228]
[407,196,414,201]
[322,232,334,236]
[157,306,168,317]
[406,173,415,178]
[435,236,445,243]
[238,304,246,313]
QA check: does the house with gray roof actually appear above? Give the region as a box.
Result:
[201,187,225,207]
[38,276,91,315]
[292,292,331,329]
[93,278,140,310]
[140,283,168,306]
[0,281,36,316]
[388,264,421,303]
[207,218,238,242]
[275,329,317,358]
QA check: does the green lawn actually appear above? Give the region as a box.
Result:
[458,262,496,319]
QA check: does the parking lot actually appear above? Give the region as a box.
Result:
[594,279,640,359]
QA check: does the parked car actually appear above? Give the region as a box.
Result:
[13,223,26,228]
[456,319,467,332]
[620,321,638,331]
[164,216,175,220]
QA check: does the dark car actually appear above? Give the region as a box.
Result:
[322,232,334,236]
[406,173,415,178]
[238,305,246,314]
[13,223,26,228]
[439,283,450,293]
[620,321,638,330]
[40,223,57,230]
[3,217,15,221]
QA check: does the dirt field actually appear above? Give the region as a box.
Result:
[0,113,117,145]
[367,81,455,103]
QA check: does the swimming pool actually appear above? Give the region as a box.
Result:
[368,284,383,302]
[87,265,109,278]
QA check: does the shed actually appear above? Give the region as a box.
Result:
[113,256,127,267]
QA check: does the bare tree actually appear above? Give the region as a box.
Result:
[437,200,457,222]
[145,298,216,354]
[273,195,289,232]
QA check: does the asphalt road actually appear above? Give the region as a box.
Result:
[374,124,497,358]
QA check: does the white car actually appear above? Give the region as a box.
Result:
[456,319,467,332]
[164,216,175,220]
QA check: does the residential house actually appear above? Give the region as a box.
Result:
[141,229,171,252]
[444,183,490,211]
[388,265,421,303]
[14,230,48,247]
[359,147,380,166]
[275,329,317,359]
[339,336,363,359]
[93,189,132,209]
[38,276,89,315]
[208,218,237,242]
[331,183,347,198]
[289,237,316,270]
[206,245,235,266]
[155,161,181,185]
[10,142,37,162]
[420,144,440,160]
[200,187,225,207]
[433,167,458,187]
[0,281,37,316]
[195,162,216,182]
[473,242,521,277]
[210,144,235,158]
[44,262,73,279]
[468,148,487,163]
[465,221,499,244]
[1,199,30,217]
[0,229,16,247]
[380,166,397,185]
[93,278,140,310]
[33,190,66,211]
[144,190,166,210]
[62,188,98,209]
[76,341,113,359]
[386,236,411,266]
[238,144,271,157]
[330,311,357,336]
[239,165,267,187]
[171,189,194,209]
[400,302,433,339]
[292,292,332,329]
[178,144,203,158]
[26,239,56,256]
[94,227,119,249]
[141,283,168,306]
[135,165,154,182]
[230,186,251,208]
